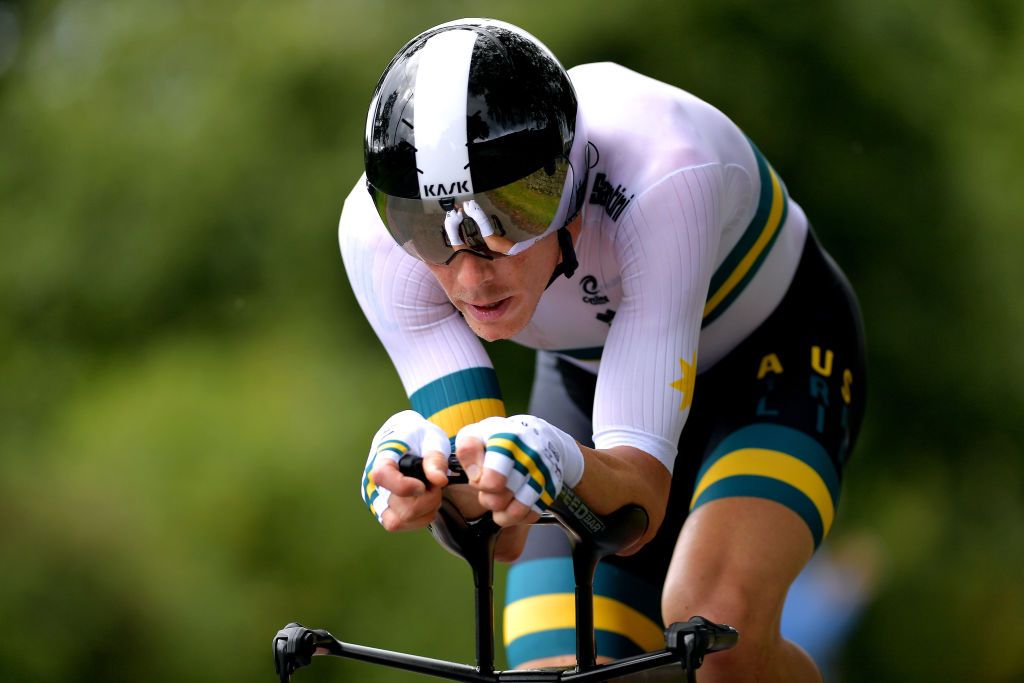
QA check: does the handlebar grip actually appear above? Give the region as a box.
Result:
[397,453,468,485]
[665,616,739,657]
[702,619,739,652]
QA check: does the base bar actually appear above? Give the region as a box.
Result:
[323,641,495,682]
[560,650,682,681]
[324,642,688,682]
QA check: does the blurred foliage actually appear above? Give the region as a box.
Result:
[0,0,1022,681]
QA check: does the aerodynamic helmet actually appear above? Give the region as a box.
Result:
[364,18,587,278]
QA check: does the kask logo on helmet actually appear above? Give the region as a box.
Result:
[423,181,471,197]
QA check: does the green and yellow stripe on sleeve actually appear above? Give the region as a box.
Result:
[410,367,506,438]
[690,424,840,548]
[703,140,790,327]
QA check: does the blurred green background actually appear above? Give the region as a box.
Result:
[1,1,1022,681]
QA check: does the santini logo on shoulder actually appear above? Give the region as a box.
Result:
[422,181,471,197]
[589,173,634,222]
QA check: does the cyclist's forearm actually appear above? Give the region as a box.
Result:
[574,444,671,550]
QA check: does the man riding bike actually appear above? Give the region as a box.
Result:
[339,18,866,682]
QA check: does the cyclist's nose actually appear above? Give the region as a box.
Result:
[449,249,496,289]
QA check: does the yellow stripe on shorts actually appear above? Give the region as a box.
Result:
[503,593,664,653]
[690,447,835,537]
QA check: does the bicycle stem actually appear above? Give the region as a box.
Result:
[399,453,648,673]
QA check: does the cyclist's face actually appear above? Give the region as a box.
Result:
[426,219,579,342]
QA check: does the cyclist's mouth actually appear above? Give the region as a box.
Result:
[464,297,512,321]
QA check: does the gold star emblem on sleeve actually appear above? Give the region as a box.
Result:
[669,353,698,411]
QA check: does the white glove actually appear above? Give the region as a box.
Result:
[443,209,465,246]
[455,415,584,513]
[461,200,496,236]
[360,410,451,524]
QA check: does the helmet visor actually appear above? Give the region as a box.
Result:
[369,157,572,265]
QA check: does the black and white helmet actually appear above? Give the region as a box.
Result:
[364,18,588,272]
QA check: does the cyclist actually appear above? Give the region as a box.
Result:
[340,18,866,682]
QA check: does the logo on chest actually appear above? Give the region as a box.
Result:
[580,275,610,305]
[578,275,616,326]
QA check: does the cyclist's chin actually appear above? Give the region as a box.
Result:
[470,322,523,342]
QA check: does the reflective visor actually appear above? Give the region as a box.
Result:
[369,157,572,265]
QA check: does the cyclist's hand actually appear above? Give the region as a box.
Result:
[455,415,584,526]
[361,410,451,532]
